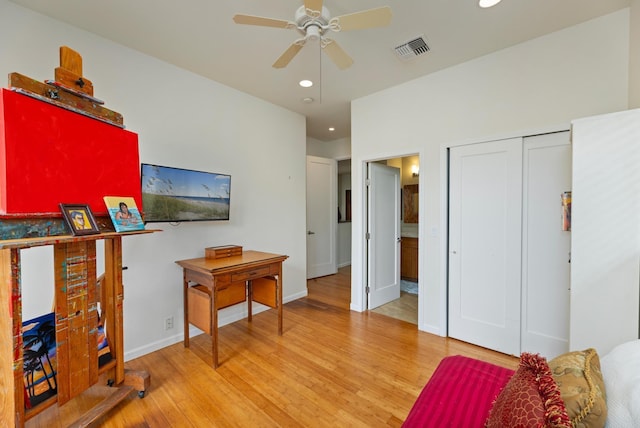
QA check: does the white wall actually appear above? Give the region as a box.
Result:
[337,222,351,268]
[0,0,307,360]
[631,0,640,107]
[307,137,351,159]
[570,109,640,355]
[351,10,631,336]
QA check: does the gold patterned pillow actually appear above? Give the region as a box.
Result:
[548,348,607,428]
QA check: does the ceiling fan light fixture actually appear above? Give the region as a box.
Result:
[299,79,313,87]
[479,0,502,8]
[306,24,322,42]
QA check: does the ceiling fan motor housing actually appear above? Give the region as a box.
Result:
[295,5,330,38]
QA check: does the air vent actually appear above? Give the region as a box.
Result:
[394,36,430,61]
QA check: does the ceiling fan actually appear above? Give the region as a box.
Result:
[233,0,392,70]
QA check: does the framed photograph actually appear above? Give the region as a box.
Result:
[60,204,100,235]
[103,196,145,233]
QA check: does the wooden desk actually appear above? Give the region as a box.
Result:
[176,251,288,368]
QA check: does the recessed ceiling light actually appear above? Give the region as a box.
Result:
[303,97,314,103]
[329,127,335,132]
[299,80,313,88]
[479,0,502,7]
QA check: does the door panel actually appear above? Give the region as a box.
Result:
[448,138,523,356]
[306,156,337,279]
[367,163,401,309]
[521,132,571,358]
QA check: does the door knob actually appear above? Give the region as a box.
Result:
[307,231,315,235]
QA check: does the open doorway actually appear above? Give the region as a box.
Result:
[368,155,420,325]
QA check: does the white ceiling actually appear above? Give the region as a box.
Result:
[10,0,630,141]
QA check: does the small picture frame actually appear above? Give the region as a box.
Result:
[561,191,572,231]
[103,196,145,233]
[60,204,100,235]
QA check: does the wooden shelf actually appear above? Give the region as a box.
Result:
[0,229,157,250]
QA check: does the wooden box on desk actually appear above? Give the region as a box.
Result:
[205,245,243,259]
[188,282,246,334]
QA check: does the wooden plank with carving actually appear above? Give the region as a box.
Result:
[0,249,24,426]
[54,244,71,406]
[7,73,123,127]
[54,241,99,405]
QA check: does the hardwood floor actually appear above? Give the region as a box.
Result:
[371,292,418,325]
[27,266,518,427]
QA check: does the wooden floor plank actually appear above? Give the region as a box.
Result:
[26,266,518,427]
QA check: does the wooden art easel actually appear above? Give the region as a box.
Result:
[0,47,151,427]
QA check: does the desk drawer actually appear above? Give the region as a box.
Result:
[251,276,277,308]
[188,285,212,334]
[216,281,246,309]
[188,282,247,334]
[232,266,270,282]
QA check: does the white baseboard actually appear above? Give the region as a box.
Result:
[124,290,309,361]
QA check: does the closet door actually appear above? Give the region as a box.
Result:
[520,132,571,358]
[448,138,523,356]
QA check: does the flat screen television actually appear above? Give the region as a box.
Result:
[140,163,231,223]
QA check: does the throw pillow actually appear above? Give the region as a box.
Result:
[486,352,571,428]
[548,348,607,428]
[549,348,607,428]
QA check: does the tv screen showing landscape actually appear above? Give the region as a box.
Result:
[140,163,231,223]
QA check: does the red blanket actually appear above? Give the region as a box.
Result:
[403,355,514,427]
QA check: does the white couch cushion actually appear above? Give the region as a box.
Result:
[601,340,640,428]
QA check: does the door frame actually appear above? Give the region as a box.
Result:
[355,153,421,314]
[306,155,337,279]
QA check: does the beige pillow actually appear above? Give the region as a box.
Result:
[548,348,607,428]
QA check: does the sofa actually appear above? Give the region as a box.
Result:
[402,340,640,428]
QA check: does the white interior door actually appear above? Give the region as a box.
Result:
[367,163,401,309]
[521,132,571,358]
[306,156,337,279]
[448,138,523,356]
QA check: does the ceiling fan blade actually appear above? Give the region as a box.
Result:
[304,0,323,14]
[322,39,353,70]
[330,6,392,31]
[273,42,305,69]
[233,14,293,29]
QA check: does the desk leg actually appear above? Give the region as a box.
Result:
[277,264,283,336]
[247,280,252,323]
[212,287,219,368]
[183,272,189,348]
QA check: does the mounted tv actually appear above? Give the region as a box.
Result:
[140,163,231,223]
